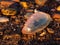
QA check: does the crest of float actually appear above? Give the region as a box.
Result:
[22,11,52,34]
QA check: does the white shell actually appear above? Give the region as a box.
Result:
[0,17,9,23]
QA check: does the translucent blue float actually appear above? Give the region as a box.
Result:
[22,12,52,34]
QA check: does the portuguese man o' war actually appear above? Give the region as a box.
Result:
[22,12,52,34]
